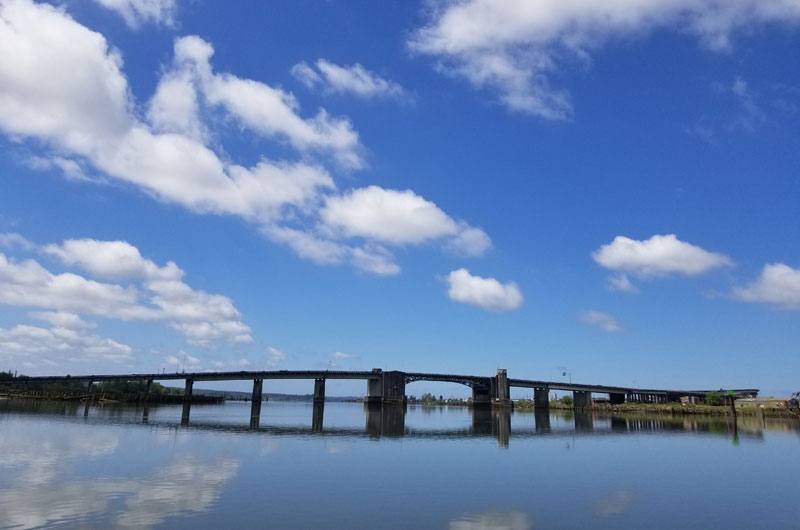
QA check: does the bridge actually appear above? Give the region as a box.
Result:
[9,368,758,425]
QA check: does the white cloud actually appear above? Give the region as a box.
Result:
[147,70,205,140]
[733,263,800,310]
[0,232,34,250]
[291,59,408,100]
[331,351,358,359]
[28,311,95,329]
[26,156,96,183]
[165,352,201,371]
[321,186,491,254]
[592,234,732,278]
[410,0,800,118]
[266,346,287,368]
[209,357,251,369]
[728,77,766,131]
[579,310,622,332]
[445,268,523,312]
[174,36,364,170]
[1,237,253,348]
[605,273,638,293]
[0,323,132,364]
[45,239,182,281]
[92,0,176,28]
[0,1,491,276]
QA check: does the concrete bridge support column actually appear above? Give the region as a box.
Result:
[181,378,193,425]
[609,392,625,405]
[491,369,512,407]
[313,378,326,404]
[573,390,592,408]
[144,379,152,402]
[534,388,550,410]
[471,385,492,407]
[381,371,406,405]
[250,379,263,429]
[366,375,383,405]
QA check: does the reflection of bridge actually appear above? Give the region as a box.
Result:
[1,399,773,449]
[14,368,759,424]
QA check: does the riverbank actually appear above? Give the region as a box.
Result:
[0,390,223,404]
[513,399,800,418]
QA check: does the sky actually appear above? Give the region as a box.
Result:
[0,0,799,398]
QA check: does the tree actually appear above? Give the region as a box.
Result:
[705,391,724,406]
[560,395,573,406]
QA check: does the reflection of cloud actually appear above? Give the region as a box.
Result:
[115,457,240,528]
[259,438,281,455]
[0,425,119,486]
[0,426,239,530]
[593,491,634,516]
[450,509,531,530]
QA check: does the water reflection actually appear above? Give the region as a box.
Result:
[3,399,797,447]
[1,399,799,529]
[0,413,240,529]
[450,509,532,530]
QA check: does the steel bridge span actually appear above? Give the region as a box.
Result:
[9,368,758,425]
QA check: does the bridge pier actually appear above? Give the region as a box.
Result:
[573,390,591,408]
[471,385,492,407]
[381,371,406,405]
[534,388,550,410]
[609,392,625,405]
[366,374,383,405]
[250,379,263,428]
[491,369,512,407]
[181,378,193,425]
[313,378,325,404]
[143,379,152,403]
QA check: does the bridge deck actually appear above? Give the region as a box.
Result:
[17,370,381,383]
[10,370,757,398]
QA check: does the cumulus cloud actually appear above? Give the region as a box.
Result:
[0,322,132,364]
[0,232,34,250]
[331,351,358,360]
[291,59,408,100]
[0,238,253,350]
[605,273,638,293]
[445,268,523,312]
[209,357,251,369]
[45,239,182,281]
[733,263,800,310]
[579,310,622,332]
[92,0,176,28]
[165,352,201,371]
[321,186,491,255]
[0,1,491,276]
[593,235,732,282]
[410,0,800,118]
[266,346,287,368]
[172,36,364,170]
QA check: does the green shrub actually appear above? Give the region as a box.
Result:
[706,391,724,406]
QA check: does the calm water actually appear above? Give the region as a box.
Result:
[1,399,799,529]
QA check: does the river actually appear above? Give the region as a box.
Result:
[1,399,798,529]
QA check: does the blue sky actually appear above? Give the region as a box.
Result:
[1,0,799,397]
